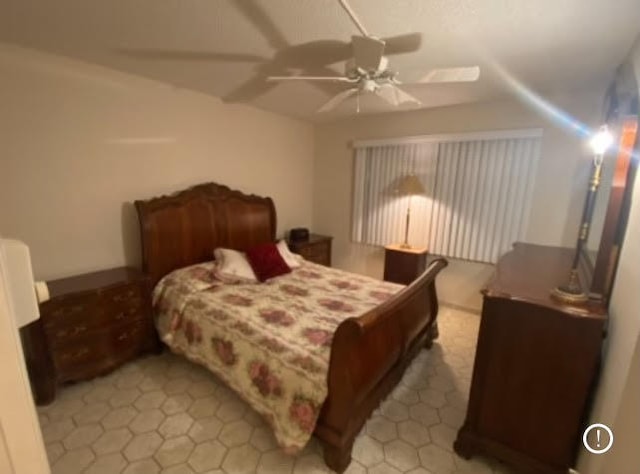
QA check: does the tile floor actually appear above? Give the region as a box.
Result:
[37,307,514,474]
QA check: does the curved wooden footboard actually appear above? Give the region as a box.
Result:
[315,258,448,472]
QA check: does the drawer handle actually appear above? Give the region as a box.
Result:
[111,289,138,303]
[61,347,89,361]
[118,324,142,341]
[52,304,85,318]
[56,325,87,339]
[117,328,139,341]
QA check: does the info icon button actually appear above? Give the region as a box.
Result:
[582,423,613,454]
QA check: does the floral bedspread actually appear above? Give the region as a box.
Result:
[152,260,404,452]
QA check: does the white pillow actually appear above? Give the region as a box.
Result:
[213,248,258,283]
[276,240,303,268]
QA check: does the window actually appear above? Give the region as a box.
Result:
[351,130,542,263]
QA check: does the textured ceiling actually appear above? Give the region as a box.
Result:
[1,0,639,121]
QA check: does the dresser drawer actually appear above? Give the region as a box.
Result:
[298,242,330,265]
[287,234,332,266]
[46,304,147,348]
[41,293,98,331]
[100,283,143,308]
[53,320,152,381]
[383,245,428,285]
[44,284,146,347]
[97,283,146,325]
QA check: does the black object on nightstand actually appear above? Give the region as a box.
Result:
[383,244,429,285]
[20,267,161,405]
[287,233,333,266]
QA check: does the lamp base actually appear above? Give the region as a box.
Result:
[400,242,412,249]
[551,269,588,304]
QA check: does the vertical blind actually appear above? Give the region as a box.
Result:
[351,131,542,264]
[352,143,438,246]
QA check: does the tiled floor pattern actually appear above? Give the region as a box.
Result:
[37,307,515,474]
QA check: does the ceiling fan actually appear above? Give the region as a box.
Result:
[267,0,480,113]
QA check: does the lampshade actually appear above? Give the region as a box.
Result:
[0,239,40,328]
[396,174,425,196]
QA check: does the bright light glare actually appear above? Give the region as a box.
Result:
[487,60,591,139]
[472,48,638,162]
[589,126,614,155]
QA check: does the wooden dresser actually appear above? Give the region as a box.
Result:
[287,233,332,266]
[454,243,606,473]
[21,267,160,405]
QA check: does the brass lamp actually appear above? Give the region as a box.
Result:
[552,125,614,304]
[396,174,426,248]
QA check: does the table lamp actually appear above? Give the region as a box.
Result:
[552,125,614,303]
[396,174,426,248]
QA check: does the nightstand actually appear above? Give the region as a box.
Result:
[383,244,437,342]
[287,234,333,266]
[20,267,160,405]
[383,244,429,285]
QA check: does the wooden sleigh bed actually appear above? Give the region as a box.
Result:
[135,182,447,472]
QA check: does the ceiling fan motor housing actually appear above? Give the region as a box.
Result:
[345,56,389,77]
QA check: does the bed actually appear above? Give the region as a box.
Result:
[135,182,447,472]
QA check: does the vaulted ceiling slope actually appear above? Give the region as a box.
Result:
[2,0,640,121]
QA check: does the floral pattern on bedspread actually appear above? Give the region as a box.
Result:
[152,260,404,452]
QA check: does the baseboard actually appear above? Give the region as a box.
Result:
[441,301,481,315]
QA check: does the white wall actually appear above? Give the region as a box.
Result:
[577,163,640,473]
[0,44,315,280]
[577,35,640,474]
[598,335,640,474]
[314,88,604,310]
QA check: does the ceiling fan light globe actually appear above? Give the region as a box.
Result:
[362,79,377,92]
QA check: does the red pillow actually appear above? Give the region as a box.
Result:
[245,243,292,282]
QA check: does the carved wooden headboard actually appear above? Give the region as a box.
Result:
[135,182,276,287]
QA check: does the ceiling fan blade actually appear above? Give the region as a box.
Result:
[419,66,481,83]
[376,84,422,107]
[337,0,369,36]
[376,84,399,106]
[267,75,356,82]
[117,49,267,63]
[233,0,288,51]
[317,88,358,113]
[392,85,422,105]
[306,66,353,96]
[223,75,277,103]
[382,33,423,55]
[352,35,386,71]
[273,40,352,67]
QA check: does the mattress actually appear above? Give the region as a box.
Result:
[152,260,403,452]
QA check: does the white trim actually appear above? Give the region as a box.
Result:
[0,236,50,474]
[351,128,543,148]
